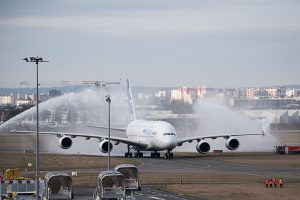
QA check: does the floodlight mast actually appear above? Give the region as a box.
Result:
[23,56,49,200]
[106,95,111,170]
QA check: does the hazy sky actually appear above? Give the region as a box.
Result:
[0,0,300,88]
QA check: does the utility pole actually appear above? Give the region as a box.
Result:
[23,56,49,200]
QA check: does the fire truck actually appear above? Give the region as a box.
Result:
[274,144,300,155]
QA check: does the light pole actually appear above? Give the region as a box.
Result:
[106,95,111,170]
[23,56,49,200]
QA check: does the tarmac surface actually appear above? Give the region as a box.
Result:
[64,153,300,199]
[60,154,300,180]
[137,155,300,179]
[1,146,300,199]
[73,186,200,200]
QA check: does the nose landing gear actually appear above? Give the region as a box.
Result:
[124,145,174,159]
[135,151,144,157]
[164,150,173,159]
[150,151,160,158]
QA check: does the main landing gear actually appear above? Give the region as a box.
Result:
[150,151,173,159]
[125,145,133,158]
[125,152,133,158]
[124,145,144,158]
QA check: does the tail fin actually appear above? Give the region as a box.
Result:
[127,79,137,121]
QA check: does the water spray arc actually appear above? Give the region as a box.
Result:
[23,56,49,200]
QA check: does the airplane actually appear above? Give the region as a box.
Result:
[11,80,264,159]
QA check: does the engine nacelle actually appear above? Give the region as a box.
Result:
[58,136,73,149]
[98,139,113,153]
[196,140,210,154]
[226,137,240,151]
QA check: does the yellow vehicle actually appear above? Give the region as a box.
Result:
[4,169,20,180]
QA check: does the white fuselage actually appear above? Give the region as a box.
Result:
[126,120,178,151]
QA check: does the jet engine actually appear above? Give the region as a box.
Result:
[58,136,73,149]
[226,137,240,150]
[196,140,210,154]
[98,139,113,153]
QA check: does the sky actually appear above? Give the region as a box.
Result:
[0,0,300,88]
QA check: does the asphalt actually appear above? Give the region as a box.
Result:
[135,155,300,180]
[73,186,200,200]
[67,153,300,199]
[1,147,299,199]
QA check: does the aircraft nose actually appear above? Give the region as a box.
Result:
[163,136,177,149]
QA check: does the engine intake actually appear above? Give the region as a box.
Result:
[58,136,73,149]
[98,139,113,153]
[196,140,210,154]
[226,137,239,151]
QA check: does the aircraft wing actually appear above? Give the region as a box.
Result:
[10,130,147,149]
[177,131,265,146]
[84,125,126,132]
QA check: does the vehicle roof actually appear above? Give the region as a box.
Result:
[115,164,138,171]
[45,172,70,180]
[98,170,123,179]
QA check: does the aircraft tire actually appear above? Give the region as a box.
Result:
[135,152,143,157]
[155,153,160,158]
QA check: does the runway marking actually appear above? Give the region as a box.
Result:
[135,192,143,196]
[149,197,166,200]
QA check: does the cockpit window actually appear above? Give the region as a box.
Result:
[143,129,157,135]
[143,129,152,134]
[163,133,176,136]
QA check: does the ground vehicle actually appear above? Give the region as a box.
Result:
[0,169,73,200]
[93,170,125,200]
[4,169,20,180]
[274,145,300,155]
[42,172,73,200]
[0,168,44,200]
[115,164,141,200]
[0,178,44,200]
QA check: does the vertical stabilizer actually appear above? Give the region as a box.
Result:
[127,79,137,121]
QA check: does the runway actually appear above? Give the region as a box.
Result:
[137,154,300,179]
